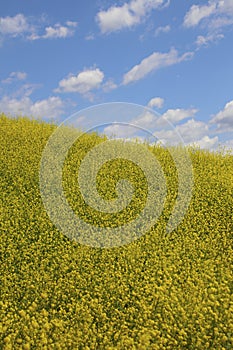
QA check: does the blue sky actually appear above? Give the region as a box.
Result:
[0,0,233,150]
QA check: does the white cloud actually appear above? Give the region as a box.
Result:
[132,107,198,132]
[0,14,32,37]
[184,1,233,34]
[96,0,168,34]
[103,124,137,138]
[2,71,27,84]
[221,139,233,153]
[183,1,233,52]
[0,96,32,116]
[27,33,40,41]
[56,68,104,94]
[210,100,233,132]
[218,0,233,14]
[148,97,164,108]
[176,119,209,142]
[28,21,78,40]
[195,33,224,47]
[98,108,230,152]
[132,111,156,128]
[128,108,194,131]
[30,97,64,118]
[97,4,138,34]
[190,135,219,149]
[11,83,41,99]
[103,110,162,138]
[155,24,170,36]
[0,95,64,119]
[85,33,95,41]
[42,23,77,39]
[183,2,217,28]
[161,108,198,123]
[0,14,77,42]
[102,79,117,92]
[122,48,194,85]
[208,15,233,30]
[65,21,78,27]
[154,118,210,145]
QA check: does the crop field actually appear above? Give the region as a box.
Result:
[0,114,232,349]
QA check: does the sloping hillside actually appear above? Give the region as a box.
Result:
[0,114,232,349]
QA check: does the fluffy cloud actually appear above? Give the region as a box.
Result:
[96,0,168,33]
[29,21,78,40]
[56,68,104,94]
[176,119,209,142]
[132,111,156,128]
[0,14,34,37]
[183,2,216,28]
[0,95,64,119]
[190,135,219,149]
[119,108,193,133]
[148,97,164,108]
[2,71,27,84]
[102,111,227,151]
[30,97,64,118]
[103,124,137,139]
[161,108,198,123]
[122,48,194,85]
[221,139,233,153]
[0,96,31,116]
[154,119,210,145]
[43,24,75,39]
[210,100,233,132]
[120,107,197,131]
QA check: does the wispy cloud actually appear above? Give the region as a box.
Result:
[154,24,170,36]
[122,48,194,85]
[184,1,233,49]
[85,33,95,41]
[102,79,117,92]
[0,14,78,44]
[195,33,224,48]
[183,2,217,28]
[1,71,27,84]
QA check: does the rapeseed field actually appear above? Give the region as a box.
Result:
[0,114,232,349]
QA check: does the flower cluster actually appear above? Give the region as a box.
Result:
[0,114,232,349]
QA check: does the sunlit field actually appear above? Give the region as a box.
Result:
[0,114,232,349]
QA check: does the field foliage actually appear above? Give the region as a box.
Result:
[0,114,232,349]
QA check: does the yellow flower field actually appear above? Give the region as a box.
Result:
[0,114,232,349]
